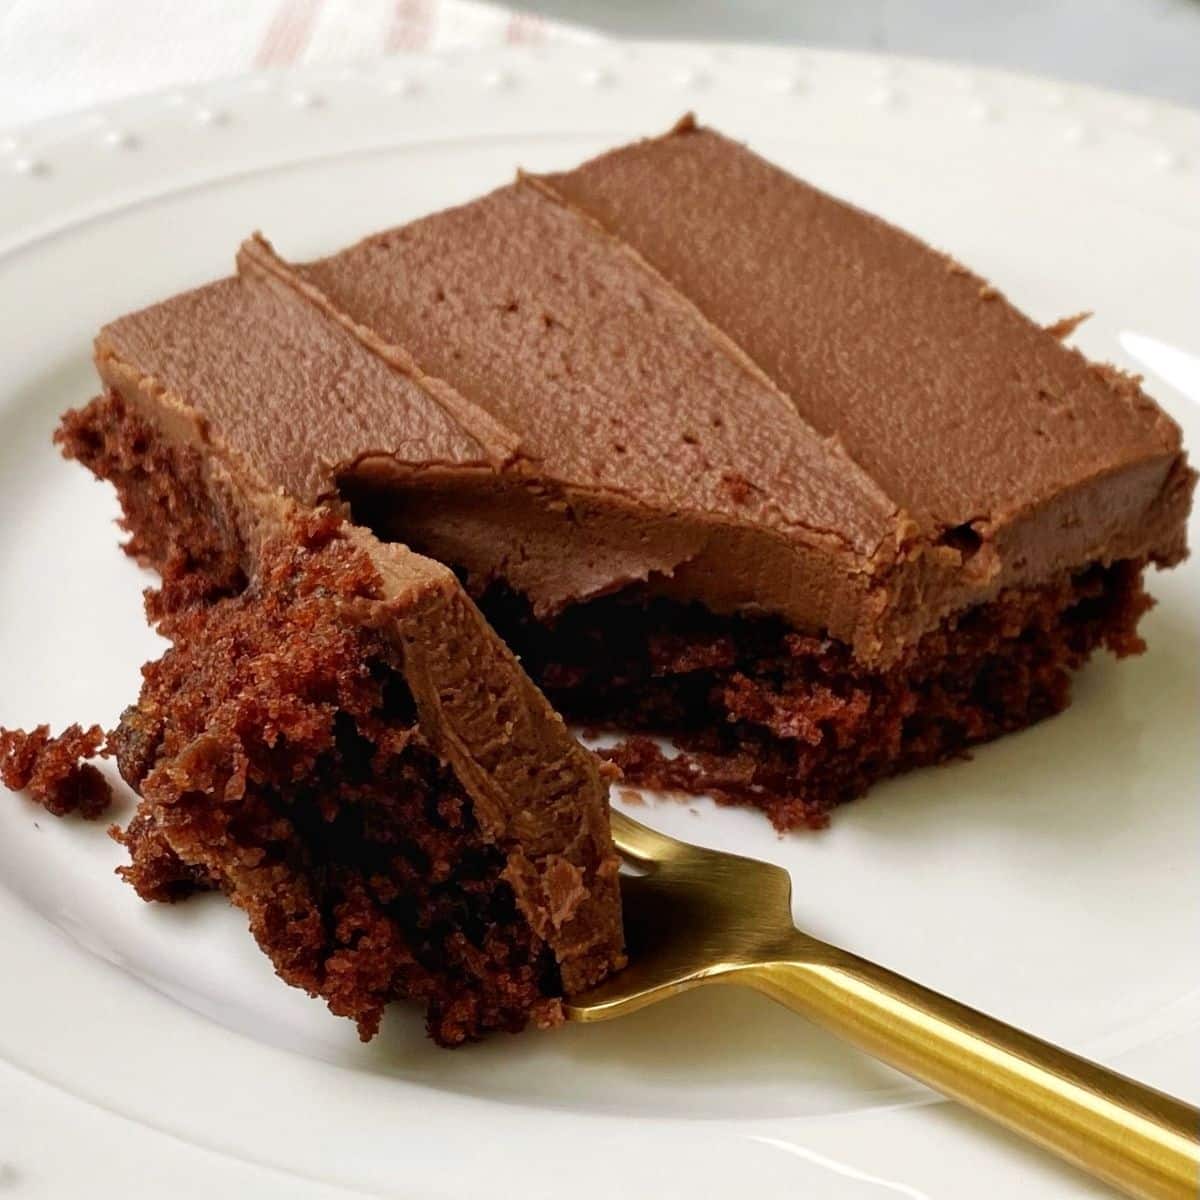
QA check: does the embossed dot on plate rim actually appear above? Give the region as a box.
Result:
[1152,147,1184,171]
[12,156,48,177]
[867,85,903,109]
[289,89,323,109]
[672,67,712,89]
[580,66,614,88]
[383,77,422,97]
[194,107,229,126]
[968,100,999,123]
[102,129,139,150]
[766,76,807,95]
[1061,122,1091,146]
[482,69,515,90]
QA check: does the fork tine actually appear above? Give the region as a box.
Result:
[608,808,690,866]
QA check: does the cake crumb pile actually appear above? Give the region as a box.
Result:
[0,724,112,819]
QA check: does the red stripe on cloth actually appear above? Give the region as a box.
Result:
[387,0,435,52]
[255,0,326,67]
[505,14,546,45]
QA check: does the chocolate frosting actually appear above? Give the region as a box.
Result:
[97,119,1193,666]
[541,119,1185,536]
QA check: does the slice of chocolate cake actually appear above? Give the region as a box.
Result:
[56,268,624,1044]
[72,116,1194,835]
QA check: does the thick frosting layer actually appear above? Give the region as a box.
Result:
[98,274,503,503]
[540,118,1185,535]
[97,120,1193,665]
[95,274,624,995]
[292,185,896,552]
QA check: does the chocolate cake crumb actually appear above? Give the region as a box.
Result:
[1045,312,1091,340]
[0,724,113,819]
[719,471,754,504]
[596,759,623,784]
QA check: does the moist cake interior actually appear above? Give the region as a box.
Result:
[346,481,1155,830]
[473,564,1150,830]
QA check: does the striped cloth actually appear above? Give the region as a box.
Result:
[0,0,599,126]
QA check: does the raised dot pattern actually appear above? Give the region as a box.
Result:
[12,156,48,176]
[0,57,1194,183]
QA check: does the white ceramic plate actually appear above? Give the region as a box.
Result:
[1,43,1197,1200]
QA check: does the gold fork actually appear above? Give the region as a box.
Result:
[567,809,1199,1200]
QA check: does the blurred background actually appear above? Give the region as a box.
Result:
[510,0,1200,102]
[2,0,1199,128]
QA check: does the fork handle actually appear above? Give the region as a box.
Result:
[745,935,1199,1200]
